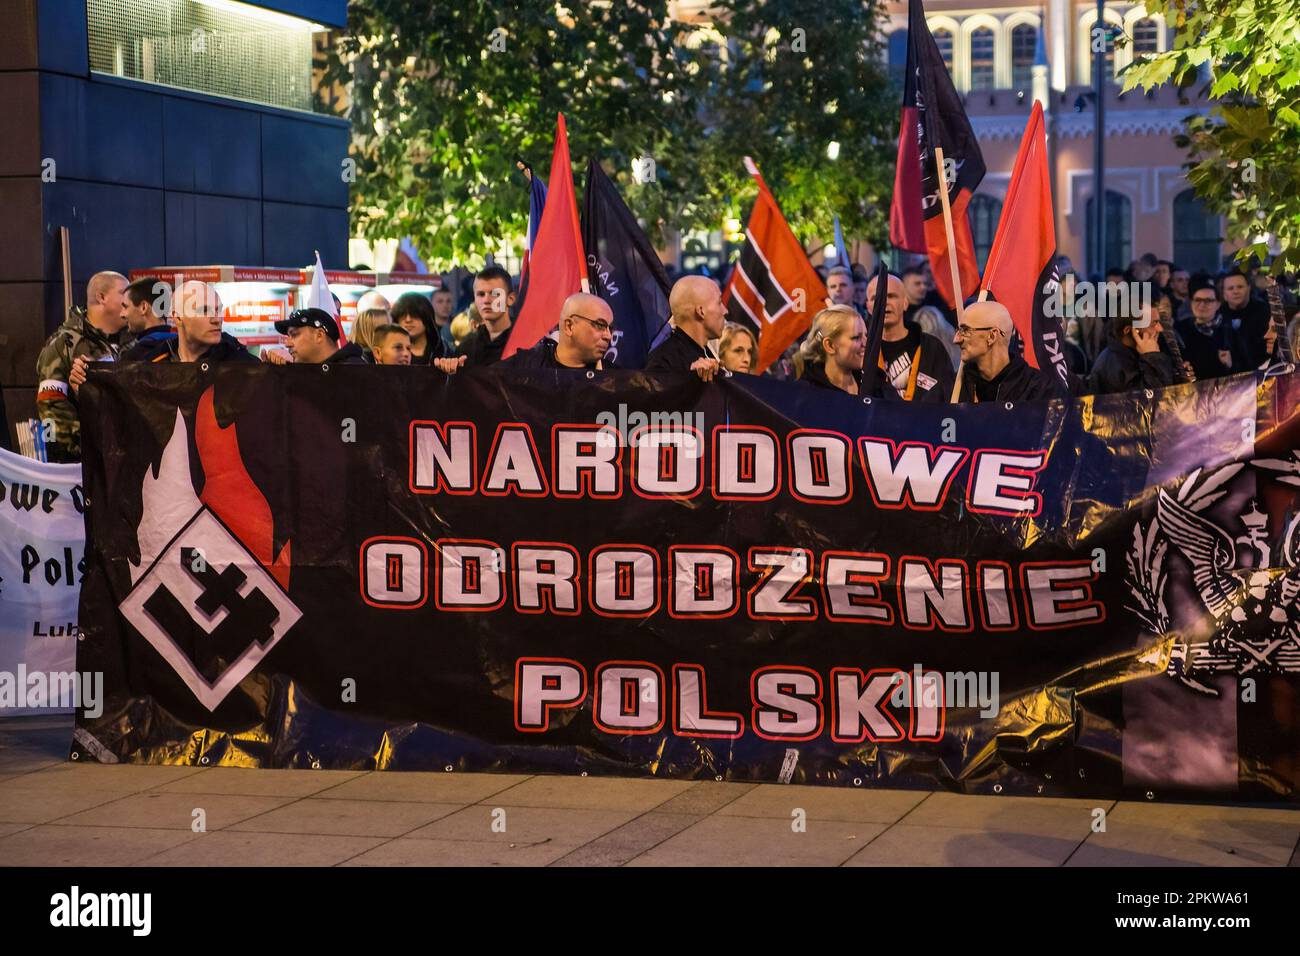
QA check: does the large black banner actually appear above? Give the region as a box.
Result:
[75,364,1300,801]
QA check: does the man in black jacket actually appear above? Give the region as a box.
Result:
[644,275,726,381]
[502,293,613,371]
[1175,281,1245,381]
[1220,270,1272,368]
[864,272,954,403]
[1087,305,1176,394]
[275,307,367,365]
[124,280,257,365]
[955,301,1066,403]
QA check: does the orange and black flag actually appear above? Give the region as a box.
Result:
[889,0,985,309]
[723,157,828,373]
[980,101,1070,387]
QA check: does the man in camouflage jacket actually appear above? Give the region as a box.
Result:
[34,271,129,462]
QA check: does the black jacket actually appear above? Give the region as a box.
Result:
[1220,297,1272,368]
[958,354,1067,403]
[326,342,370,365]
[120,325,176,361]
[644,326,715,372]
[126,331,257,364]
[799,361,863,393]
[876,326,955,403]
[501,336,610,371]
[456,323,512,367]
[1086,333,1176,394]
[1175,316,1245,381]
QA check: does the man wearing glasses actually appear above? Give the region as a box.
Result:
[1175,281,1245,381]
[502,293,615,371]
[953,301,1066,403]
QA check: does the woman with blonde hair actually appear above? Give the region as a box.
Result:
[796,305,867,394]
[350,307,389,364]
[718,323,758,374]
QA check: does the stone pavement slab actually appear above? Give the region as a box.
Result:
[0,824,198,866]
[1102,801,1300,847]
[14,762,207,793]
[407,804,638,846]
[481,774,696,812]
[315,770,531,804]
[54,791,294,830]
[717,783,930,823]
[626,815,886,866]
[137,830,389,867]
[0,786,137,825]
[227,797,462,838]
[550,812,704,867]
[845,824,1080,866]
[341,836,577,866]
[1067,835,1293,867]
[901,792,1112,838]
[152,767,367,798]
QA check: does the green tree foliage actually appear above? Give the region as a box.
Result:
[321,0,897,269]
[1122,0,1300,270]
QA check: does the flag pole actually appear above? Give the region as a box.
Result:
[934,144,969,402]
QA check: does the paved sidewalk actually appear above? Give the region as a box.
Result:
[2,717,1297,867]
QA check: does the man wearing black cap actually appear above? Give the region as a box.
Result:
[275,307,368,364]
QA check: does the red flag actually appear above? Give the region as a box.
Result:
[723,158,827,373]
[889,0,985,309]
[504,114,585,358]
[980,102,1069,387]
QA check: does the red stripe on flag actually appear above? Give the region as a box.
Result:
[889,106,926,254]
[504,114,586,358]
[980,101,1056,369]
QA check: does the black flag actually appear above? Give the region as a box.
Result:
[861,260,890,396]
[582,159,671,369]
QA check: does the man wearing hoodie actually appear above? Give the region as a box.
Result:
[276,307,367,365]
[954,301,1066,403]
[1087,305,1176,394]
[126,280,257,364]
[864,272,954,403]
[35,271,129,461]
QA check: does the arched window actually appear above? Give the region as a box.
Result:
[967,194,1003,272]
[969,27,995,90]
[932,28,954,77]
[1172,189,1223,274]
[888,29,908,86]
[1131,18,1160,59]
[1011,24,1037,91]
[1085,190,1132,275]
[1078,13,1122,83]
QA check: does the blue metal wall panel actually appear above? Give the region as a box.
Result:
[261,113,350,207]
[163,97,262,198]
[43,179,167,281]
[41,73,164,188]
[262,201,348,267]
[36,0,88,76]
[165,193,264,264]
[252,0,347,29]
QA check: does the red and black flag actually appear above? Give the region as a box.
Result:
[889,0,985,309]
[723,158,828,373]
[980,101,1069,387]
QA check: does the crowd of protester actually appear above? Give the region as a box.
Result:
[27,249,1300,463]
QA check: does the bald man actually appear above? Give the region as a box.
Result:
[954,300,1064,403]
[645,275,727,380]
[126,280,256,363]
[502,293,615,370]
[35,270,129,461]
[864,273,954,403]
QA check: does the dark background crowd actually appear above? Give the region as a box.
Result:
[19,249,1300,464]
